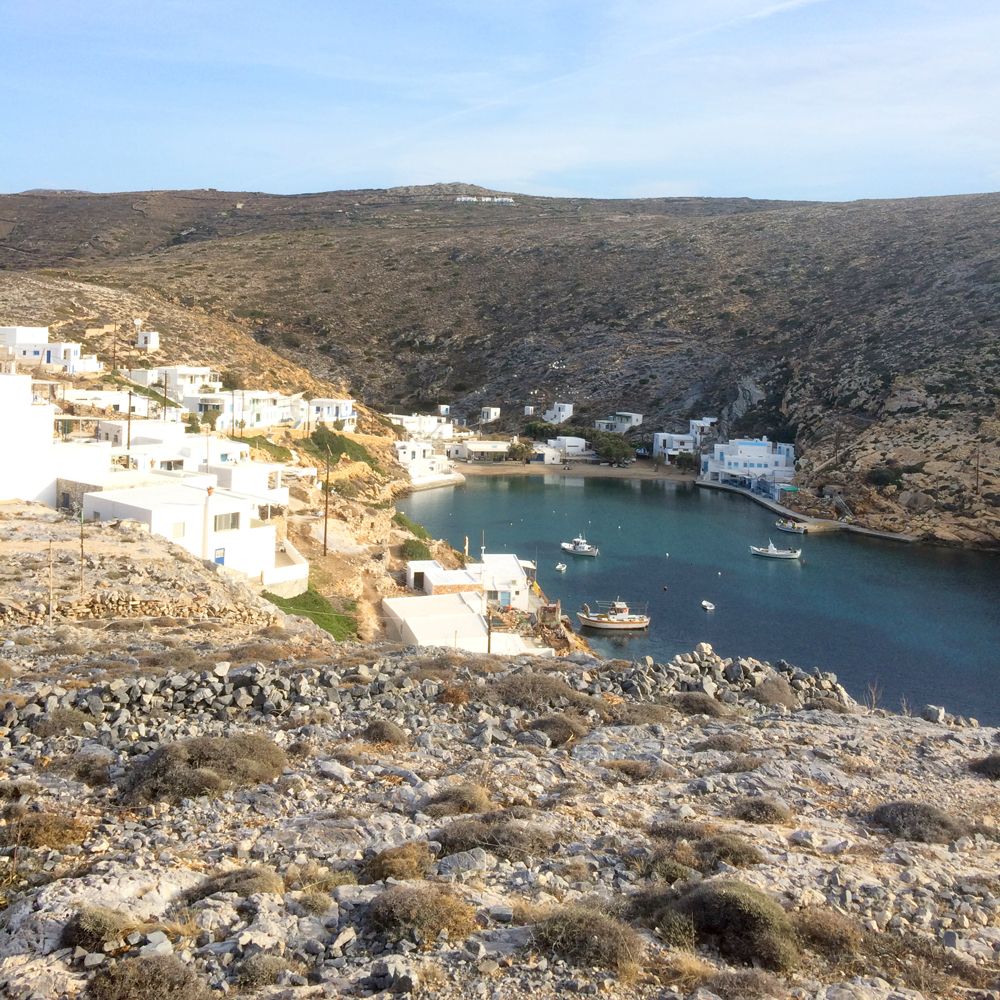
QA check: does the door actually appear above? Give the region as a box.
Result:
[499,591,511,607]
[214,548,225,565]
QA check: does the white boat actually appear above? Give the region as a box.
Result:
[555,562,567,573]
[750,539,801,560]
[775,518,807,534]
[577,599,650,630]
[561,535,600,557]
[701,600,715,611]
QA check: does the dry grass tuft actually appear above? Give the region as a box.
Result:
[730,796,793,825]
[528,712,589,746]
[437,684,471,705]
[363,719,410,745]
[749,675,798,709]
[30,706,91,737]
[707,969,785,999]
[367,885,476,943]
[532,904,645,980]
[436,814,554,861]
[869,801,967,844]
[86,954,213,1000]
[655,952,715,990]
[1,811,90,849]
[62,906,139,951]
[424,782,492,817]
[121,734,286,804]
[488,672,601,715]
[184,866,284,904]
[669,692,730,717]
[692,733,754,754]
[720,753,767,773]
[299,888,333,914]
[235,953,289,988]
[794,906,863,957]
[605,701,678,726]
[363,842,435,882]
[601,759,672,783]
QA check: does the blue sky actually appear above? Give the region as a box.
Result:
[3,0,998,199]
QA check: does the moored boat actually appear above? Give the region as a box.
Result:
[750,539,801,560]
[775,518,807,534]
[555,562,567,573]
[561,534,599,557]
[701,600,715,611]
[577,599,650,630]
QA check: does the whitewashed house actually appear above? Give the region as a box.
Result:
[531,443,562,464]
[479,406,500,424]
[595,411,643,434]
[387,412,455,440]
[298,397,356,431]
[701,437,796,485]
[465,553,535,610]
[0,362,57,504]
[548,435,590,458]
[653,416,718,463]
[448,439,511,463]
[128,365,223,401]
[0,326,102,374]
[393,440,459,486]
[406,560,480,596]
[96,419,188,448]
[60,389,154,417]
[436,404,451,416]
[524,404,536,416]
[136,329,160,352]
[543,401,574,424]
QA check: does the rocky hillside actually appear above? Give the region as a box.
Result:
[1,185,998,545]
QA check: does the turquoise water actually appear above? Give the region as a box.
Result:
[399,476,1000,723]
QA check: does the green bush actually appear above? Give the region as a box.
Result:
[866,465,903,487]
[392,511,430,539]
[306,424,379,470]
[263,586,357,640]
[401,538,432,561]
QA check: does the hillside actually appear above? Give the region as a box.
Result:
[1,185,998,545]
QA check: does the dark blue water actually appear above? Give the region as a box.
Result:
[399,476,1000,723]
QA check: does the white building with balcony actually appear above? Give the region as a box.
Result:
[0,326,102,374]
[548,435,590,458]
[128,365,223,401]
[700,437,796,484]
[387,412,454,440]
[543,401,574,424]
[653,417,718,463]
[594,411,643,434]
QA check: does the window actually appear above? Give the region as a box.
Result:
[213,512,240,531]
[172,522,186,539]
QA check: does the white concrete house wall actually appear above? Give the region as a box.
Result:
[0,369,57,505]
[303,397,356,431]
[479,406,501,424]
[543,401,574,424]
[595,411,643,434]
[548,435,589,456]
[531,444,561,464]
[128,366,222,401]
[62,390,153,416]
[96,419,188,448]
[137,330,160,352]
[465,553,532,610]
[701,437,796,483]
[388,413,454,440]
[0,328,102,374]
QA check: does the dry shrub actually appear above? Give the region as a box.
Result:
[62,906,138,951]
[184,866,284,904]
[138,649,202,671]
[856,928,992,994]
[642,848,699,885]
[730,796,792,825]
[0,779,40,800]
[651,819,709,842]
[532,904,644,980]
[794,906,862,957]
[2,811,90,849]
[284,860,356,891]
[528,712,589,746]
[363,719,410,745]
[749,676,798,709]
[801,696,853,714]
[43,642,88,657]
[669,692,730,717]
[229,641,286,663]
[672,880,798,972]
[488,672,600,714]
[693,733,754,754]
[235,953,289,988]
[299,889,333,914]
[424,782,491,818]
[30,706,90,737]
[969,754,1000,780]
[363,842,434,882]
[367,885,476,943]
[437,684,470,705]
[122,734,286,804]
[720,753,767,773]
[260,625,291,640]
[49,750,112,786]
[656,952,715,990]
[86,954,213,1000]
[869,801,966,844]
[436,815,553,861]
[708,969,785,999]
[601,759,672,783]
[692,833,764,872]
[605,701,678,726]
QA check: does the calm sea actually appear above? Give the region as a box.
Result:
[399,476,1000,724]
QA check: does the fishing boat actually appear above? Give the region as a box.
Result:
[750,539,801,560]
[554,562,567,573]
[561,535,600,557]
[701,600,715,611]
[577,599,650,631]
[775,518,807,534]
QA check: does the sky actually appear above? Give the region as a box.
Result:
[2,0,999,200]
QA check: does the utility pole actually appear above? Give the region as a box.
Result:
[126,392,133,453]
[78,506,85,601]
[323,449,331,556]
[48,541,54,627]
[975,445,981,496]
[111,323,117,374]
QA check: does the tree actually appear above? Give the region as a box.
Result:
[507,440,534,462]
[221,370,245,391]
[675,451,698,472]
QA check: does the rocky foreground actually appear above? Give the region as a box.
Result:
[0,603,998,1000]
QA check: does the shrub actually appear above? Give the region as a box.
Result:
[424,782,491,818]
[866,465,903,487]
[62,907,137,951]
[692,833,764,871]
[0,779,40,800]
[1,811,90,849]
[869,801,966,844]
[707,969,784,999]
[730,796,792,825]
[794,906,863,957]
[528,713,588,746]
[30,706,91,737]
[533,905,644,979]
[363,842,434,882]
[720,753,767,773]
[436,815,553,861]
[366,885,476,943]
[651,909,698,949]
[122,734,286,804]
[363,719,410,745]
[749,676,798,709]
[489,673,599,714]
[650,819,708,842]
[235,953,289,988]
[801,696,853,714]
[86,955,212,1000]
[392,511,430,539]
[184,866,284,904]
[437,683,471,705]
[669,692,729,717]
[606,702,677,726]
[601,759,671,783]
[969,754,1000,780]
[401,538,432,561]
[643,849,699,885]
[693,733,753,754]
[672,880,798,971]
[284,860,356,891]
[300,889,333,914]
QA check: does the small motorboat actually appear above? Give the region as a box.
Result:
[750,539,801,560]
[577,599,650,630]
[701,600,715,611]
[554,562,568,573]
[561,534,600,557]
[775,518,807,534]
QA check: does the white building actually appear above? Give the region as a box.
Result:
[531,443,562,464]
[701,437,796,484]
[96,419,188,448]
[0,326,102,374]
[393,440,461,487]
[594,411,643,434]
[436,404,451,416]
[448,439,511,463]
[60,389,154,417]
[387,412,454,440]
[479,406,500,424]
[524,404,535,416]
[653,416,718,463]
[543,401,574,424]
[299,397,356,432]
[128,365,223,402]
[136,329,160,352]
[465,553,535,611]
[406,560,480,596]
[548,435,590,458]
[0,363,57,504]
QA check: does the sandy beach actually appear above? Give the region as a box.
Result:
[458,459,696,482]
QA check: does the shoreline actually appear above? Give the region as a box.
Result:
[457,460,695,482]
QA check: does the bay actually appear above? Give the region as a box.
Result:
[399,475,1000,724]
